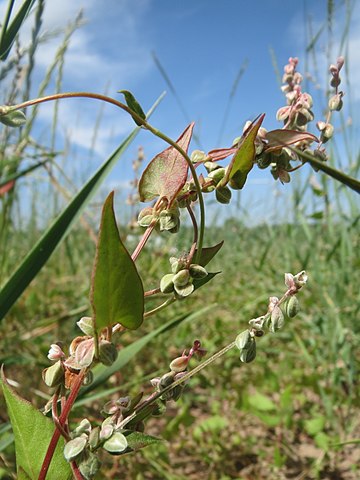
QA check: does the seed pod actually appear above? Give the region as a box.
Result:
[99,341,118,366]
[173,269,190,287]
[63,435,87,462]
[100,423,114,441]
[172,384,184,401]
[239,337,256,363]
[208,167,226,185]
[78,451,101,479]
[151,400,167,417]
[160,273,175,293]
[88,426,101,450]
[42,360,64,387]
[138,207,154,227]
[83,371,93,386]
[285,296,300,318]
[270,306,285,333]
[235,330,252,350]
[103,432,128,454]
[204,161,221,173]
[328,94,343,111]
[191,150,207,163]
[215,186,232,204]
[169,356,189,373]
[174,282,194,298]
[189,264,208,279]
[159,372,175,390]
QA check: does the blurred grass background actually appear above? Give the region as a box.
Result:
[0,0,359,479]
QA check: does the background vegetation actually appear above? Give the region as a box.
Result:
[0,0,359,479]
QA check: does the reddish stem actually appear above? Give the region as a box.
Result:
[131,219,157,262]
[38,370,86,480]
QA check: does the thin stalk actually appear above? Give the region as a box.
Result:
[6,91,206,262]
[143,297,176,318]
[39,369,86,480]
[131,219,157,262]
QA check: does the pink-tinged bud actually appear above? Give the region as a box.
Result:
[48,344,65,361]
[336,56,344,71]
[276,106,290,122]
[268,296,279,313]
[74,338,95,368]
[328,93,343,111]
[329,64,338,75]
[284,273,295,290]
[278,169,291,184]
[169,355,189,373]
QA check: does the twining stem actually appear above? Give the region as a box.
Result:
[131,219,157,262]
[39,369,86,480]
[7,92,206,259]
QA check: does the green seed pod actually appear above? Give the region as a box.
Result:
[328,94,343,111]
[78,451,101,479]
[99,341,118,366]
[160,273,175,293]
[138,207,154,227]
[100,423,114,441]
[63,435,88,462]
[191,149,207,163]
[202,181,216,193]
[189,264,208,279]
[208,167,226,185]
[172,384,184,401]
[235,330,252,350]
[285,296,300,318]
[159,211,179,232]
[257,153,273,170]
[228,171,245,190]
[88,426,101,450]
[204,161,221,173]
[83,371,93,386]
[215,186,232,204]
[174,282,194,298]
[42,360,64,387]
[151,399,167,417]
[239,337,256,363]
[0,109,26,127]
[270,306,285,333]
[76,316,94,336]
[103,432,128,454]
[173,269,190,287]
[159,372,175,390]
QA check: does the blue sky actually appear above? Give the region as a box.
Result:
[1,0,358,223]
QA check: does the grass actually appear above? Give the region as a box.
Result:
[0,1,359,478]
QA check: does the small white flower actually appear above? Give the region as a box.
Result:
[47,344,65,361]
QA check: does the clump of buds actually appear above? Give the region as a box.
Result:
[160,256,208,298]
[137,204,181,233]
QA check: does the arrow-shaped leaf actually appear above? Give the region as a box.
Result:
[265,129,318,152]
[90,192,144,332]
[138,123,194,206]
[219,114,265,189]
[1,367,72,480]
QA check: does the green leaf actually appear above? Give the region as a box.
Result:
[193,271,221,291]
[220,114,265,189]
[0,367,72,480]
[124,430,163,452]
[0,94,164,321]
[248,392,276,411]
[265,129,318,152]
[195,241,224,267]
[118,90,146,126]
[78,304,214,397]
[90,192,144,332]
[304,415,325,436]
[0,0,36,61]
[139,123,194,206]
[0,109,26,127]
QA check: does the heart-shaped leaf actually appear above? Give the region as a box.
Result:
[90,192,144,332]
[265,129,318,152]
[138,123,194,206]
[0,367,72,480]
[219,114,265,189]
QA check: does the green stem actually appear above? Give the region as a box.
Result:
[144,297,176,318]
[118,340,236,429]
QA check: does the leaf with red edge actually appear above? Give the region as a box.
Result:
[138,123,194,206]
[207,147,237,162]
[0,180,15,196]
[219,114,265,189]
[265,129,318,152]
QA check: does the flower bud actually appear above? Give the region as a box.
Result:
[99,340,118,366]
[328,94,343,111]
[160,273,175,293]
[189,264,207,279]
[76,316,94,336]
[170,256,186,273]
[320,123,334,142]
[239,337,256,363]
[88,426,100,450]
[74,338,95,368]
[0,109,26,127]
[235,330,252,350]
[42,360,64,387]
[215,186,232,204]
[285,296,300,318]
[174,282,194,298]
[191,150,207,163]
[100,423,114,441]
[169,355,189,373]
[276,106,290,122]
[204,161,221,173]
[159,372,175,390]
[83,371,93,386]
[47,344,65,361]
